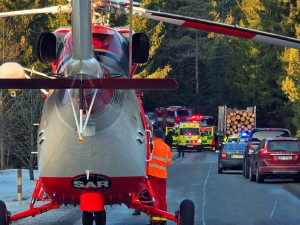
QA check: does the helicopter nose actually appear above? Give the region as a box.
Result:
[64,58,103,79]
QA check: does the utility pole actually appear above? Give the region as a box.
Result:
[1,19,4,169]
[0,90,3,170]
[2,19,4,64]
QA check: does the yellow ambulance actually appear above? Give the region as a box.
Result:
[200,126,215,150]
[178,122,202,152]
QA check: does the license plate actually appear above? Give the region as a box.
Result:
[278,156,292,160]
[232,155,243,159]
[187,145,193,147]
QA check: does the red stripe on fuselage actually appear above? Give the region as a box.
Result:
[182,21,256,39]
[40,176,145,206]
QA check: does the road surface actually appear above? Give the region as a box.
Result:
[9,149,300,224]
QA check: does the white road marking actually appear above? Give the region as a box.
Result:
[270,197,278,218]
[202,163,211,225]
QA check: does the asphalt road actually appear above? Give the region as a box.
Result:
[11,149,300,225]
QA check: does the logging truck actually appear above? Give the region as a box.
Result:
[218,106,256,140]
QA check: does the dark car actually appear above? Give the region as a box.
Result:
[242,128,291,178]
[218,142,246,174]
[249,137,300,183]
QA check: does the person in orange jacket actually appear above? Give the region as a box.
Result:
[147,126,172,225]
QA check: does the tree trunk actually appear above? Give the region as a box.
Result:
[29,91,34,180]
[0,90,4,170]
[195,32,199,94]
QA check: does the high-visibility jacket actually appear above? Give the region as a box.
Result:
[148,138,172,178]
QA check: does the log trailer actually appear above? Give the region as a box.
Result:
[218,106,257,139]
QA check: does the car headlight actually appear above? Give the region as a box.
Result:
[197,139,202,144]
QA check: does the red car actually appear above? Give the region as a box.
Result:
[249,137,300,183]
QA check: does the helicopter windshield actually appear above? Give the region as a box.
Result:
[93,32,129,76]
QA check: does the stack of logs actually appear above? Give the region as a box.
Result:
[226,108,255,135]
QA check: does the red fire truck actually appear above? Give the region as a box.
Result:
[154,106,194,129]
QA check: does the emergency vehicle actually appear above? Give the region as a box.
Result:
[200,126,215,150]
[177,122,202,152]
[186,114,215,150]
[154,106,194,129]
[186,115,214,126]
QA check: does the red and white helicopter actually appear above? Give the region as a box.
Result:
[0,0,300,225]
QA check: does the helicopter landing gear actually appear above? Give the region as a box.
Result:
[82,211,93,225]
[82,210,106,225]
[95,210,106,225]
[177,199,195,225]
[0,200,9,225]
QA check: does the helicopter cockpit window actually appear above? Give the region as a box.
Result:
[93,33,129,76]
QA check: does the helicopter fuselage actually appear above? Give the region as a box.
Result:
[37,25,148,208]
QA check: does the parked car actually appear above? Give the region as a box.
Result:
[249,137,300,183]
[243,128,291,178]
[218,142,246,174]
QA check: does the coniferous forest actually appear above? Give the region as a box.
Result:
[0,0,300,170]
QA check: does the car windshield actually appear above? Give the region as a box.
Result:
[238,137,248,142]
[200,128,212,136]
[228,137,238,142]
[268,141,300,152]
[251,130,290,142]
[224,143,246,151]
[180,128,199,135]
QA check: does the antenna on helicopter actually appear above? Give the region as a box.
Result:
[128,0,133,75]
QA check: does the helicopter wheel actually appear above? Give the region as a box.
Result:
[82,211,93,225]
[0,200,9,225]
[95,210,106,225]
[177,199,195,225]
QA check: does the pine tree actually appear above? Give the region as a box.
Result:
[280,0,300,135]
[225,0,293,128]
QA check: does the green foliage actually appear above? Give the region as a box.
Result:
[142,0,216,109]
[1,0,300,162]
[279,1,300,134]
[0,1,69,168]
[219,0,295,130]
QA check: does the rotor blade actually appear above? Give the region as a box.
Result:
[132,7,300,50]
[0,5,71,18]
[0,78,178,90]
[106,0,142,6]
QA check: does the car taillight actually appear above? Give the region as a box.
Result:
[247,145,253,154]
[212,140,215,146]
[221,152,227,159]
[259,148,267,156]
